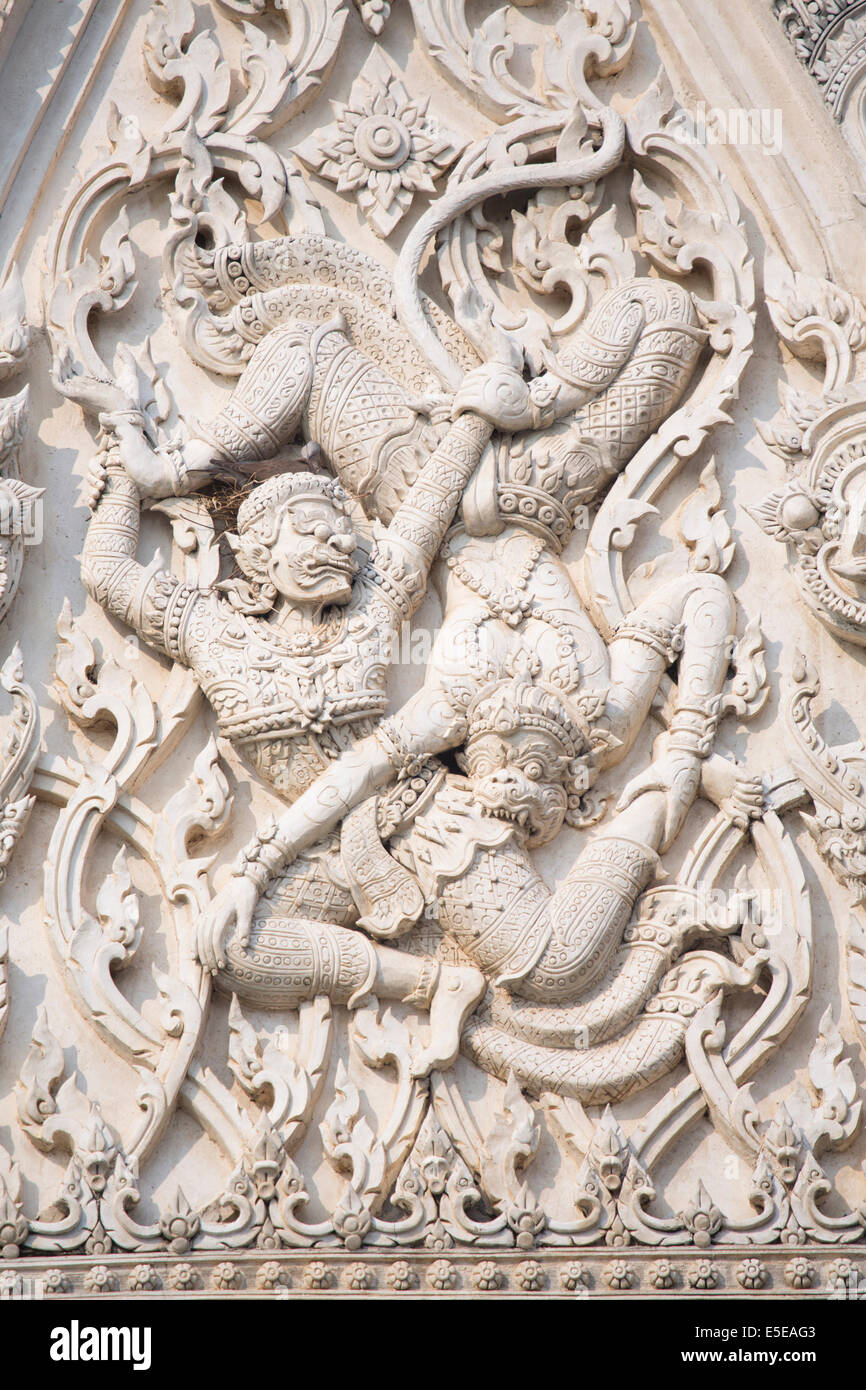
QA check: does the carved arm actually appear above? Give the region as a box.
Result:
[236,677,467,895]
[81,444,193,658]
[368,409,493,615]
[82,451,153,629]
[105,414,246,500]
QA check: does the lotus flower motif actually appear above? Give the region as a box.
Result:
[297,47,462,238]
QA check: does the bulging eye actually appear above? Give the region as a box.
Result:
[313,522,331,542]
[522,760,544,782]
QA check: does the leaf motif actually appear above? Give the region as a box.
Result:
[144,3,230,138]
[16,1008,92,1154]
[17,1005,65,1126]
[765,253,866,391]
[721,615,769,721]
[227,994,262,1091]
[677,458,735,575]
[606,499,658,552]
[224,22,292,136]
[54,602,98,719]
[48,207,137,386]
[152,734,232,912]
[631,170,685,271]
[0,266,29,382]
[785,1005,862,1153]
[95,846,141,960]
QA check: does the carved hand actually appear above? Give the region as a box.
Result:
[98,414,183,499]
[616,735,703,852]
[51,352,138,416]
[700,753,764,826]
[196,874,259,975]
[85,451,109,509]
[451,362,535,432]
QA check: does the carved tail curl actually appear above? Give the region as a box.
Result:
[486,893,697,1048]
[172,230,481,389]
[462,951,762,1103]
[394,107,627,387]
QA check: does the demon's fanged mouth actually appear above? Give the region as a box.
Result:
[475,783,542,832]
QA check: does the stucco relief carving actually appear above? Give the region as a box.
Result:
[774,0,866,118]
[295,46,464,236]
[773,0,866,171]
[751,258,866,644]
[2,0,866,1296]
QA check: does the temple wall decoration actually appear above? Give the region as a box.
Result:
[1,0,866,1298]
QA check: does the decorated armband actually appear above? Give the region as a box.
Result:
[231,817,294,892]
[667,697,724,760]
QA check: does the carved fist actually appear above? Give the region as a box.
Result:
[451,363,534,433]
[701,753,764,827]
[616,737,703,852]
[51,349,138,417]
[196,874,260,975]
[100,413,183,500]
[85,451,109,510]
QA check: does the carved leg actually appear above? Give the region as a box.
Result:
[195,317,443,521]
[193,324,316,468]
[408,962,488,1078]
[514,801,663,1005]
[102,327,319,501]
[602,572,735,763]
[489,872,694,1047]
[216,910,484,1077]
[604,573,735,848]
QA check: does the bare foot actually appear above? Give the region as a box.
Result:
[410,965,486,1078]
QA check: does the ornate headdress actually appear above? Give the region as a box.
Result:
[221,470,353,615]
[465,674,591,760]
[463,670,613,830]
[236,470,350,536]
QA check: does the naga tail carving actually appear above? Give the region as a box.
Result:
[561,278,707,467]
[487,886,699,1049]
[177,231,480,394]
[463,951,761,1104]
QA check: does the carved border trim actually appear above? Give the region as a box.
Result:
[0,1248,856,1298]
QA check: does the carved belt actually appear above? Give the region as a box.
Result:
[341,761,445,939]
[218,691,389,741]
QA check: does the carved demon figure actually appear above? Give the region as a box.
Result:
[74,219,746,1088]
[211,671,757,1097]
[750,395,866,647]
